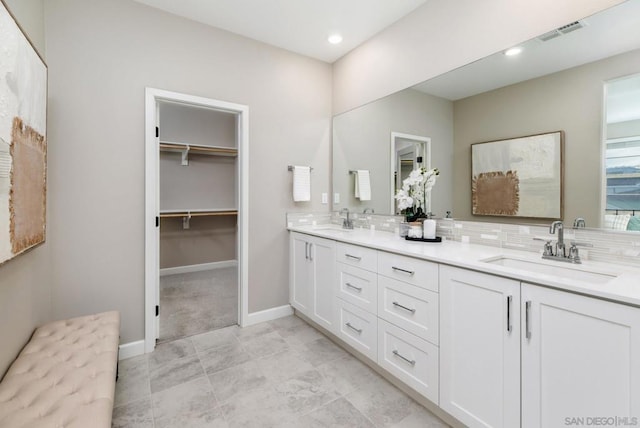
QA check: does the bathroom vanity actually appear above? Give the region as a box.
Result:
[288,224,640,428]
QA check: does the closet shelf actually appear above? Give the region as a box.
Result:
[160,208,238,218]
[159,141,237,165]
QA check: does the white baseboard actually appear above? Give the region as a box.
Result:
[160,260,238,276]
[119,340,146,360]
[243,304,293,327]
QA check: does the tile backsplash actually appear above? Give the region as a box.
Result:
[287,212,640,268]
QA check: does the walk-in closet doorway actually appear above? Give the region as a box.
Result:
[144,88,249,353]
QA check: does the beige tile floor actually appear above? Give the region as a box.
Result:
[159,268,238,342]
[112,315,450,428]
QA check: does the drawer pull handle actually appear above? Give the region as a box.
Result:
[345,254,362,261]
[392,350,416,366]
[392,266,415,275]
[525,300,532,340]
[345,322,363,334]
[507,295,512,333]
[346,283,363,292]
[392,301,416,314]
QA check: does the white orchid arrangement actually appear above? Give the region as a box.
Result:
[395,167,439,213]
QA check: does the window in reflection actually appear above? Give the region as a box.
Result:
[604,73,640,219]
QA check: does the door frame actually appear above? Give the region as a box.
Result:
[144,87,249,353]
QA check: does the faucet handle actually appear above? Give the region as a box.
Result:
[568,244,581,262]
[569,241,593,248]
[543,240,554,256]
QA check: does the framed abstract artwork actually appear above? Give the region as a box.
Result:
[471,131,563,219]
[0,0,47,265]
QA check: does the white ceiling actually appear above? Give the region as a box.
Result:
[132,0,427,63]
[413,0,640,101]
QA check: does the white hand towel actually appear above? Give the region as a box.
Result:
[355,170,371,201]
[293,166,311,202]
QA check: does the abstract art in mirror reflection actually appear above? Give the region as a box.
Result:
[471,131,563,219]
[0,1,48,265]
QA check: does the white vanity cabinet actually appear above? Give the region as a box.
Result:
[289,232,336,333]
[290,228,640,428]
[439,266,521,428]
[521,283,640,428]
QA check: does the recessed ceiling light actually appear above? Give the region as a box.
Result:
[504,46,523,57]
[328,34,343,45]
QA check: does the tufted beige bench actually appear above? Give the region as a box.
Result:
[0,311,120,428]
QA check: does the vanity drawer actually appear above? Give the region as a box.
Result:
[378,319,439,404]
[336,263,377,313]
[336,299,377,362]
[377,251,439,291]
[378,276,439,345]
[336,242,378,272]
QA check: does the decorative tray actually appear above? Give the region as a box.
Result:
[405,236,442,243]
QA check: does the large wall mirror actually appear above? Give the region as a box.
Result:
[332,0,640,231]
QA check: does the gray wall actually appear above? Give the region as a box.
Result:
[160,216,236,269]
[0,0,51,378]
[333,88,453,215]
[44,0,332,344]
[332,0,625,115]
[452,49,640,226]
[3,0,44,55]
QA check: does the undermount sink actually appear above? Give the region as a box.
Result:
[312,224,353,233]
[481,255,619,284]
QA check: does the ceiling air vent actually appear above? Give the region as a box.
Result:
[558,20,586,34]
[537,20,587,42]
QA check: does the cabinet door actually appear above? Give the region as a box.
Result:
[310,236,336,332]
[522,283,640,428]
[289,233,311,315]
[440,266,521,428]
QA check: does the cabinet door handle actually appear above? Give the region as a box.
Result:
[345,322,362,334]
[392,301,416,314]
[507,295,512,332]
[392,349,416,366]
[309,243,313,261]
[525,300,532,339]
[346,282,363,292]
[305,242,309,260]
[345,254,362,261]
[392,266,415,275]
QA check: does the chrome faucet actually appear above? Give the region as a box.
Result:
[540,220,592,264]
[573,217,586,228]
[341,208,354,229]
[550,220,565,258]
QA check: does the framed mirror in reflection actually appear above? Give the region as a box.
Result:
[391,132,429,214]
[332,0,640,231]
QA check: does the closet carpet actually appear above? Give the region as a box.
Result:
[112,315,450,428]
[159,267,238,343]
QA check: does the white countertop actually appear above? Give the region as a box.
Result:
[289,224,640,307]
